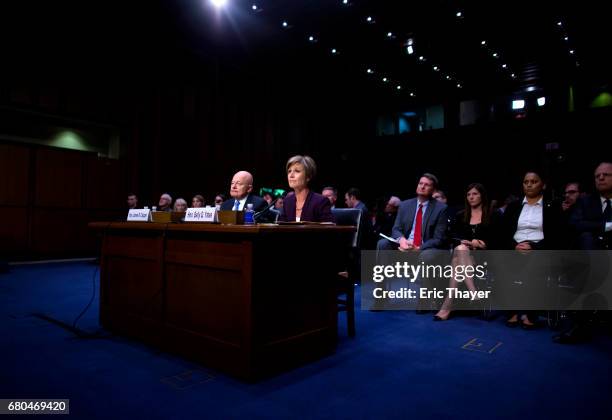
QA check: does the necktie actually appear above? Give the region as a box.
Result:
[413,204,423,247]
[604,199,612,223]
[233,200,240,211]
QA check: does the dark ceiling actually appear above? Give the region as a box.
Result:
[2,0,610,106]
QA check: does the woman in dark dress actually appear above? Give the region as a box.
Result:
[434,183,493,321]
[279,155,334,223]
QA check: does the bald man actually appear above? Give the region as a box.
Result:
[220,170,268,214]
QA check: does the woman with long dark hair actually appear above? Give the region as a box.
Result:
[434,183,492,321]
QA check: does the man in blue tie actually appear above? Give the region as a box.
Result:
[220,170,268,214]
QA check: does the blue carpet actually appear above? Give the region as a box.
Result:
[1,262,610,419]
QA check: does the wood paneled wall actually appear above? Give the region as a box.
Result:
[0,142,123,259]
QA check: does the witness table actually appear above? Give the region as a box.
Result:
[89,222,354,380]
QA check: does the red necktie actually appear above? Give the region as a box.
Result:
[413,204,423,247]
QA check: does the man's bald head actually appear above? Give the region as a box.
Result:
[230,171,254,200]
[595,162,612,197]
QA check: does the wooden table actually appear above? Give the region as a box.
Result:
[89,222,354,380]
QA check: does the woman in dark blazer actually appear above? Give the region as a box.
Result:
[279,155,334,223]
[498,171,563,329]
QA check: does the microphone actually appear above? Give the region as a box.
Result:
[254,198,279,222]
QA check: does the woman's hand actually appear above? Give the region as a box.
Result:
[472,239,486,249]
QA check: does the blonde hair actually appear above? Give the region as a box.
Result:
[286,155,317,183]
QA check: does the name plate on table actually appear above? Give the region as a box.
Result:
[185,206,217,222]
[127,209,151,221]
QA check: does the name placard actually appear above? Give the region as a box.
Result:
[185,206,217,222]
[127,209,151,221]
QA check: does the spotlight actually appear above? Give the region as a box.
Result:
[331,48,337,54]
[492,52,498,58]
[308,35,316,42]
[410,92,415,97]
[282,21,288,28]
[511,73,516,78]
[406,45,414,55]
[342,0,348,4]
[251,4,257,10]
[502,64,507,69]
[456,83,462,88]
[445,75,451,80]
[557,21,563,26]
[382,77,388,82]
[418,55,425,61]
[481,40,487,46]
[537,97,546,106]
[526,86,536,92]
[564,36,569,41]
[366,68,374,74]
[456,11,462,18]
[366,16,373,23]
[433,66,439,71]
[210,0,228,8]
[569,49,575,54]
[512,99,525,110]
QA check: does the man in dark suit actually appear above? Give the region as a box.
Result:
[376,173,449,310]
[220,170,268,214]
[554,162,612,343]
[378,173,448,255]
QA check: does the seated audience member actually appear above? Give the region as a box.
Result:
[498,171,563,329]
[377,174,449,311]
[192,194,205,208]
[373,195,401,238]
[263,192,274,205]
[554,162,612,343]
[561,181,582,213]
[127,193,138,209]
[158,193,173,212]
[345,188,368,213]
[279,155,333,223]
[214,194,226,208]
[434,183,494,321]
[220,171,267,213]
[322,186,338,209]
[173,198,188,212]
[496,194,519,215]
[432,190,447,204]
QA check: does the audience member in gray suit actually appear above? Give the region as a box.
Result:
[377,173,449,310]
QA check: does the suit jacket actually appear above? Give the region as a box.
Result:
[570,194,611,250]
[497,198,564,250]
[220,194,267,213]
[391,197,448,250]
[280,191,334,222]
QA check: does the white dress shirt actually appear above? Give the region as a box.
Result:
[233,196,248,211]
[514,197,545,243]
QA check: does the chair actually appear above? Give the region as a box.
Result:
[332,208,364,337]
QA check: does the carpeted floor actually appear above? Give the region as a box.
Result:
[1,262,610,419]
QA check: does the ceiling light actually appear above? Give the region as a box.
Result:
[387,32,393,38]
[396,85,402,90]
[564,36,569,41]
[481,40,487,46]
[382,77,388,82]
[342,0,349,4]
[210,0,228,8]
[308,35,316,42]
[492,52,498,58]
[251,4,257,10]
[557,21,563,26]
[456,11,462,18]
[502,64,507,69]
[446,75,451,80]
[433,66,439,71]
[331,48,337,54]
[366,68,374,74]
[512,99,525,110]
[456,83,462,88]
[511,73,516,78]
[537,97,546,106]
[282,21,288,27]
[526,86,536,92]
[410,92,415,97]
[406,45,414,55]
[418,55,425,61]
[569,49,575,54]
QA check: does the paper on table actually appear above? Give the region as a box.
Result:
[379,233,399,243]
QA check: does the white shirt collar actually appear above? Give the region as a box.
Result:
[522,196,543,206]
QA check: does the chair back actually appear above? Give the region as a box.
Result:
[332,208,363,248]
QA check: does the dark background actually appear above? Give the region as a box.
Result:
[1,0,611,258]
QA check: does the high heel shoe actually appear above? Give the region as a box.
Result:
[433,311,452,321]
